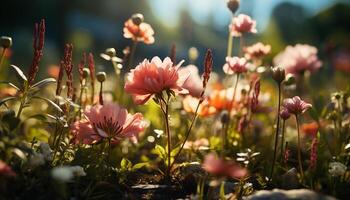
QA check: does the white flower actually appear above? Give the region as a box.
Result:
[51,166,74,182]
[329,162,347,177]
[28,153,45,168]
[51,165,86,182]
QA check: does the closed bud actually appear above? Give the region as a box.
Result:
[105,48,116,57]
[82,68,90,79]
[220,110,229,124]
[96,72,106,82]
[227,0,240,14]
[1,36,12,48]
[271,66,285,84]
[131,13,144,25]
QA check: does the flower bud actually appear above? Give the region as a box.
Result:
[220,110,229,124]
[96,72,106,82]
[82,68,90,79]
[271,66,285,84]
[280,108,291,120]
[227,0,240,14]
[0,36,12,48]
[131,13,144,25]
[105,48,116,57]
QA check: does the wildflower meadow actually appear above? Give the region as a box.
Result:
[0,0,349,199]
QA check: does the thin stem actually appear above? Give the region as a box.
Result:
[227,33,233,57]
[280,120,286,161]
[239,36,244,57]
[270,84,281,181]
[170,98,202,169]
[0,48,7,70]
[229,73,240,117]
[127,41,138,70]
[99,82,103,105]
[160,98,171,180]
[295,114,305,181]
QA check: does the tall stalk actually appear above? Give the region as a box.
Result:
[280,119,286,161]
[295,115,305,180]
[270,84,281,180]
[227,33,233,57]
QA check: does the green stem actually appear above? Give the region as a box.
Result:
[227,33,233,57]
[170,98,202,169]
[270,84,281,180]
[295,114,305,181]
[127,41,138,70]
[160,98,171,181]
[229,73,240,117]
[280,120,286,161]
[239,35,244,57]
[0,48,7,70]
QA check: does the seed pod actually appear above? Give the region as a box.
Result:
[131,13,144,25]
[271,66,285,84]
[0,36,12,48]
[227,0,240,14]
[96,72,106,82]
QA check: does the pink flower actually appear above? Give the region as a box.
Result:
[223,57,248,74]
[244,42,271,60]
[71,103,147,144]
[178,65,203,98]
[202,153,248,179]
[280,108,291,120]
[283,96,312,115]
[123,19,155,44]
[125,57,188,104]
[0,160,16,177]
[229,14,257,37]
[273,44,322,75]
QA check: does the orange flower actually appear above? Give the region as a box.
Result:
[47,64,60,79]
[182,95,216,117]
[0,87,18,99]
[301,122,319,137]
[208,87,239,111]
[123,19,155,44]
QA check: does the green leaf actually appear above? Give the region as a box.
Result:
[132,162,149,171]
[170,146,181,157]
[11,64,28,83]
[31,78,56,90]
[0,96,17,106]
[0,81,21,91]
[32,96,63,113]
[219,181,226,200]
[155,144,167,159]
[120,158,132,171]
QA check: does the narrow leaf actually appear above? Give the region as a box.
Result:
[31,78,56,90]
[32,96,63,113]
[11,65,28,82]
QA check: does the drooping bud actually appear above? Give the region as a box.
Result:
[227,0,240,14]
[131,13,144,25]
[0,36,13,48]
[280,108,291,120]
[96,72,106,82]
[271,66,285,84]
